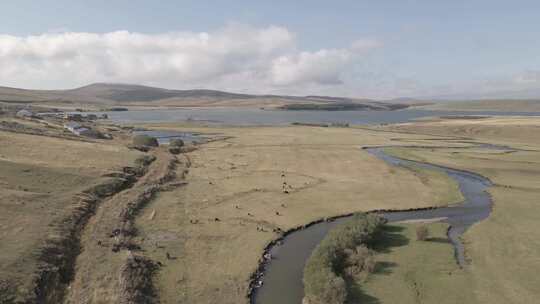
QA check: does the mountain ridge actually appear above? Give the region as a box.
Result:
[0,83,407,109]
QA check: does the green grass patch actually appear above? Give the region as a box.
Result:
[383,147,464,206]
[354,222,473,304]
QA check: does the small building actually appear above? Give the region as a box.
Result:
[64,113,83,121]
[64,122,82,132]
[16,109,34,118]
[87,114,98,120]
[63,122,101,138]
[73,127,91,136]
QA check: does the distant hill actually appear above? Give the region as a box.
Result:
[0,83,409,110]
[420,99,540,112]
[426,88,540,101]
[66,83,254,102]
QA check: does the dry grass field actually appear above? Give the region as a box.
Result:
[133,125,465,304]
[1,114,539,304]
[0,128,141,302]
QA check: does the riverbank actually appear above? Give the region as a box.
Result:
[374,117,540,303]
[255,145,493,304]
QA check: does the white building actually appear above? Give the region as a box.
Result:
[63,122,82,132]
[16,109,34,118]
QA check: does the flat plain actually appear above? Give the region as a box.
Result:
[1,113,539,304]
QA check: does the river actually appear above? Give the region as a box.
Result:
[252,145,494,304]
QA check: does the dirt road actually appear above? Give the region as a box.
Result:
[66,149,186,304]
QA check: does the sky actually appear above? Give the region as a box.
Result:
[1,0,540,99]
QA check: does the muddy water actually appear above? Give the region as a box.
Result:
[252,147,493,304]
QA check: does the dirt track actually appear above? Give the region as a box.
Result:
[66,149,186,304]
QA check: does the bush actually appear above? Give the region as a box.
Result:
[303,213,384,304]
[132,135,159,147]
[169,138,185,147]
[416,225,429,241]
[168,147,182,155]
[343,245,375,276]
[135,155,156,167]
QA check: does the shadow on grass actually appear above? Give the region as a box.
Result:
[373,261,398,275]
[346,276,381,304]
[370,224,409,254]
[345,224,410,304]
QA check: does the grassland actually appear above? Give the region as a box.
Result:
[135,116,540,304]
[132,124,465,304]
[2,113,539,304]
[375,116,540,303]
[357,222,473,304]
[0,127,141,302]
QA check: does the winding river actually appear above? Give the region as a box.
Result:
[251,146,494,304]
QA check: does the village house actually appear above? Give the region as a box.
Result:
[16,109,35,118]
[64,113,83,121]
[63,121,101,138]
[73,127,92,136]
[63,122,82,132]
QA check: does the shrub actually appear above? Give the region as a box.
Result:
[343,245,375,276]
[132,135,159,147]
[168,147,182,155]
[416,225,429,241]
[364,255,376,274]
[303,213,384,304]
[169,138,185,147]
[135,155,156,167]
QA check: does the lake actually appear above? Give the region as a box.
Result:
[103,108,540,125]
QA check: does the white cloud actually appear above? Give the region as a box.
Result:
[513,70,540,85]
[270,49,352,86]
[0,25,382,95]
[3,26,540,99]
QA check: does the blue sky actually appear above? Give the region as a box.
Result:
[1,0,540,98]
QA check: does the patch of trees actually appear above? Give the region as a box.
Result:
[132,135,159,148]
[303,213,385,304]
[169,138,184,147]
[168,138,185,154]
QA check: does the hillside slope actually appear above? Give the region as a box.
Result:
[0,83,407,109]
[420,99,540,112]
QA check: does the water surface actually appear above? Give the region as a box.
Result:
[103,108,540,125]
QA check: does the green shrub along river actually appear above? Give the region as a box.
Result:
[302,213,385,304]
